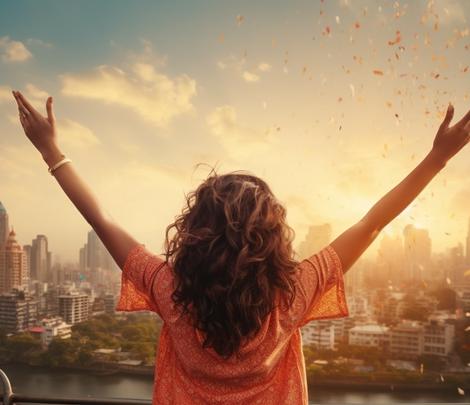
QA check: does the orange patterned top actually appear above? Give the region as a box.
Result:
[116,243,349,404]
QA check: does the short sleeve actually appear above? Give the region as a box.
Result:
[115,243,166,317]
[292,244,349,328]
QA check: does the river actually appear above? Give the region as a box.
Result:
[0,364,468,404]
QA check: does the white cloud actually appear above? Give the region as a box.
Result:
[206,105,278,160]
[56,119,100,149]
[217,54,271,83]
[26,38,54,48]
[0,85,12,102]
[60,62,197,127]
[0,36,32,62]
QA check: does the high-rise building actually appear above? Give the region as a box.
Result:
[0,201,9,248]
[297,223,332,260]
[31,235,51,282]
[81,229,117,286]
[377,233,405,284]
[0,229,27,294]
[58,291,89,324]
[0,289,38,333]
[466,217,470,265]
[23,244,32,283]
[403,224,431,282]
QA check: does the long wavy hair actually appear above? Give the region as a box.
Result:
[161,165,299,359]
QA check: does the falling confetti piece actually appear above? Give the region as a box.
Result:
[335,16,340,24]
[373,69,384,75]
[440,374,444,382]
[388,30,402,46]
[465,326,470,331]
[236,15,244,26]
[349,84,355,98]
[323,26,331,36]
[338,97,343,102]
[446,277,451,285]
[457,387,465,396]
[354,22,361,29]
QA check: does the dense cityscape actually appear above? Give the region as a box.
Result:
[0,199,469,392]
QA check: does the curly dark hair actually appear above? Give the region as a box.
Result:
[161,165,299,359]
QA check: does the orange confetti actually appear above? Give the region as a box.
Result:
[388,30,401,46]
[338,97,343,102]
[323,26,331,35]
[373,69,384,75]
[354,22,361,29]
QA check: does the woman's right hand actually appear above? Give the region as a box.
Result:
[431,103,470,164]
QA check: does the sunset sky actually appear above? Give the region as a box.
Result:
[0,0,469,265]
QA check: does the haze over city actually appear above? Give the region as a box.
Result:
[1,0,469,264]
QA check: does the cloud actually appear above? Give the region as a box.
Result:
[26,38,54,48]
[57,119,100,149]
[217,54,271,83]
[0,85,12,102]
[206,105,278,160]
[60,61,197,127]
[0,36,32,62]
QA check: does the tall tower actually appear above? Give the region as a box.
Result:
[466,217,470,265]
[31,235,51,282]
[0,201,9,248]
[0,228,27,294]
[297,223,332,260]
[403,224,431,282]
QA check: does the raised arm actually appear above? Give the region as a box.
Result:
[330,103,470,274]
[12,90,140,270]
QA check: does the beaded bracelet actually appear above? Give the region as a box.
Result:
[48,155,72,176]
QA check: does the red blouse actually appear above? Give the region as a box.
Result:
[116,243,349,404]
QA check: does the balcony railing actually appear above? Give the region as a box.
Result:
[0,369,151,405]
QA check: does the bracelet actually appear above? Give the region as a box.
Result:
[48,155,72,175]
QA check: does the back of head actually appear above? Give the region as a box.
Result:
[162,168,298,359]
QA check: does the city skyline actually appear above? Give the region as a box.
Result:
[1,1,470,262]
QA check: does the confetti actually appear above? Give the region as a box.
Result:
[388,30,401,46]
[354,22,361,29]
[440,374,444,382]
[335,16,340,24]
[373,69,384,75]
[457,387,465,396]
[236,15,244,26]
[349,84,355,98]
[446,277,451,285]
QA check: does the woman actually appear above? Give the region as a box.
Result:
[11,90,470,404]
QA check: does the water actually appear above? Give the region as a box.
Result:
[0,364,468,404]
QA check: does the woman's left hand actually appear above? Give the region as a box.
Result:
[12,90,59,159]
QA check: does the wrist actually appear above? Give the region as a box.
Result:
[42,144,64,168]
[426,149,447,171]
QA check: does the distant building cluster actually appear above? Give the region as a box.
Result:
[0,201,120,344]
[299,221,470,364]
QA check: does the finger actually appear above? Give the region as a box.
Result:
[13,92,31,117]
[440,103,454,130]
[16,91,40,117]
[455,108,470,128]
[46,96,55,123]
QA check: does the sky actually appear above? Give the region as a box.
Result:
[0,0,469,265]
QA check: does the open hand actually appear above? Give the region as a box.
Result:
[12,90,58,158]
[431,103,470,164]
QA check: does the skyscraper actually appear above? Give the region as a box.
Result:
[0,201,9,248]
[0,229,27,294]
[30,235,51,282]
[297,223,332,260]
[403,224,431,282]
[466,217,470,265]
